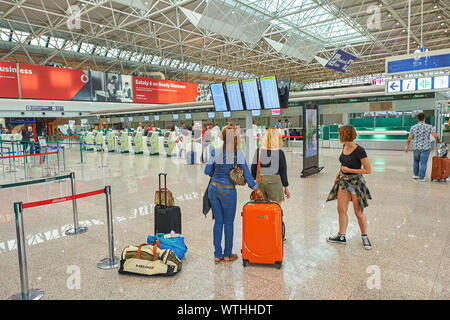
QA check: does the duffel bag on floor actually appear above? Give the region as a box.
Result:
[118,240,182,276]
[147,233,188,260]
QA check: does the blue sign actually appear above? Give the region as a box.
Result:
[387,53,450,74]
[386,75,450,94]
[26,105,64,111]
[325,49,357,73]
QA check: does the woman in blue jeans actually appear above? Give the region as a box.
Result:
[204,125,259,264]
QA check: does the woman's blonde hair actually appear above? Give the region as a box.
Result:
[262,128,283,150]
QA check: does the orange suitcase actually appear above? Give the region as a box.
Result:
[431,156,450,181]
[241,199,284,269]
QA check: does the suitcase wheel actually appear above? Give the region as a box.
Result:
[242,259,249,267]
[275,261,282,269]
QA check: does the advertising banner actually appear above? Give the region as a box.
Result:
[19,63,106,101]
[0,61,19,98]
[133,76,200,104]
[325,49,357,73]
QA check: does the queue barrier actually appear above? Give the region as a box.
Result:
[8,185,119,300]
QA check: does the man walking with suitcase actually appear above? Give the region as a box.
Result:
[405,113,441,182]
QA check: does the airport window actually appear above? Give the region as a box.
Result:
[0,28,11,41]
[48,37,66,49]
[11,30,30,43]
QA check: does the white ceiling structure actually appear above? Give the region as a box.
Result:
[0,0,448,87]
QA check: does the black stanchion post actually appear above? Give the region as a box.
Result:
[65,172,88,236]
[8,202,44,300]
[97,185,119,269]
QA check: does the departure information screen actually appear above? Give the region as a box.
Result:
[210,82,228,112]
[225,81,244,111]
[242,79,261,110]
[260,76,280,109]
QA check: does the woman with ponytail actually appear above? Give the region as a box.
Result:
[204,124,259,264]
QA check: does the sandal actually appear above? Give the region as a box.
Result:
[223,253,238,262]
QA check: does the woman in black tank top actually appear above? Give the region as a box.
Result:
[326,125,373,250]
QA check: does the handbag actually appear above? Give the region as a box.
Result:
[118,241,182,276]
[154,173,175,207]
[229,149,246,186]
[147,233,188,260]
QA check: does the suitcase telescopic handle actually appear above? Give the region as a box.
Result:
[158,173,168,207]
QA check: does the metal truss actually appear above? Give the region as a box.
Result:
[0,0,448,86]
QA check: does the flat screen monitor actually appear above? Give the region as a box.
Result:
[120,117,125,122]
[277,78,290,109]
[173,114,179,120]
[81,119,88,125]
[210,82,228,112]
[251,109,261,117]
[223,111,231,118]
[271,109,281,116]
[128,117,133,122]
[260,76,281,109]
[185,113,191,119]
[208,112,215,118]
[106,118,111,123]
[154,115,160,121]
[144,116,149,121]
[242,79,261,110]
[225,81,244,111]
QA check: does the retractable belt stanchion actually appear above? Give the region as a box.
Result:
[97,185,119,269]
[65,172,88,235]
[8,184,117,299]
[8,202,45,300]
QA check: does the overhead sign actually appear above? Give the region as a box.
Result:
[385,75,450,95]
[324,49,357,73]
[26,105,64,111]
[0,61,19,98]
[386,48,450,74]
[133,76,200,104]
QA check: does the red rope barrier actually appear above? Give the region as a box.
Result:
[22,189,105,209]
[0,151,57,160]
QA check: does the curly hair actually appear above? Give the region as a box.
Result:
[338,125,357,142]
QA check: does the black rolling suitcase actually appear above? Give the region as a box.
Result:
[154,173,182,234]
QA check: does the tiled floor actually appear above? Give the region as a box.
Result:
[0,146,449,300]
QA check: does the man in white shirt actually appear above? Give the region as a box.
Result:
[405,112,441,182]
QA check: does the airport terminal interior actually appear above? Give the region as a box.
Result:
[0,0,449,301]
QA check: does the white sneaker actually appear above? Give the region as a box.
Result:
[412,175,419,179]
[420,179,425,182]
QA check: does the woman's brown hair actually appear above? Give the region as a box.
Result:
[221,124,241,152]
[338,125,357,142]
